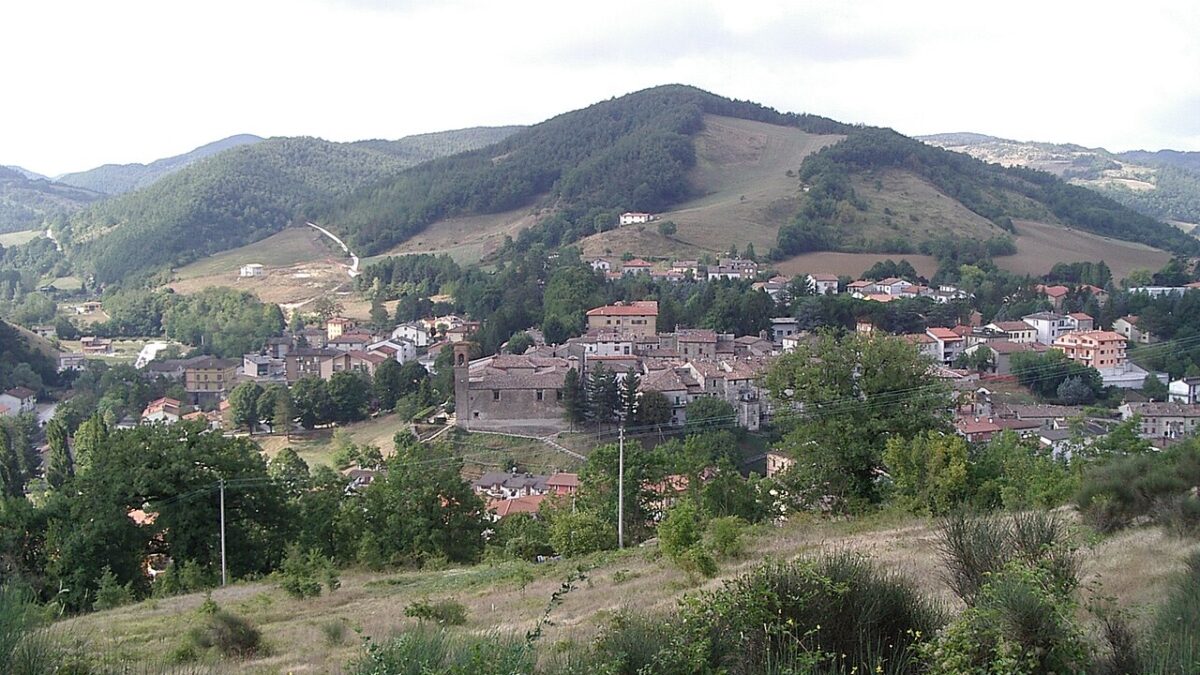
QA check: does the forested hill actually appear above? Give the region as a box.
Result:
[0,167,103,234]
[352,126,524,164]
[325,84,850,255]
[327,84,1194,260]
[64,127,524,284]
[774,128,1200,259]
[57,134,265,195]
[1119,149,1200,173]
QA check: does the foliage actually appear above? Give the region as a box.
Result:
[277,545,340,599]
[491,512,553,561]
[575,439,665,545]
[969,431,1077,511]
[547,508,616,557]
[1137,551,1200,672]
[1075,439,1200,533]
[683,397,735,435]
[161,287,284,358]
[919,562,1091,675]
[1010,350,1103,403]
[657,499,715,577]
[655,553,946,674]
[0,584,62,675]
[404,598,468,626]
[349,625,534,675]
[0,319,56,394]
[765,331,952,508]
[883,431,970,515]
[346,440,487,566]
[92,565,134,611]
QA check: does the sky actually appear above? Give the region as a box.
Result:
[3,0,1198,176]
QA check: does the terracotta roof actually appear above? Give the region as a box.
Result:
[1068,312,1093,320]
[488,494,548,518]
[586,301,659,317]
[984,340,1048,355]
[3,386,36,399]
[927,327,964,341]
[623,258,652,267]
[956,418,1002,435]
[546,472,580,488]
[809,273,839,281]
[1038,284,1070,298]
[902,333,936,345]
[1123,402,1200,417]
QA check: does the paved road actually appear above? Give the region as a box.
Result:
[306,221,359,277]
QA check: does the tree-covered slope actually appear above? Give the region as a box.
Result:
[0,166,103,234]
[352,126,523,165]
[777,129,1200,259]
[64,128,523,284]
[326,84,849,255]
[56,134,265,195]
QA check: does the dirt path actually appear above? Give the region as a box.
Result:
[306,221,359,277]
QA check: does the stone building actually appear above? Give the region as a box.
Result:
[454,343,576,433]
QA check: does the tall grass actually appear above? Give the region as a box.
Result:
[937,511,1078,603]
[0,584,61,675]
[349,625,534,675]
[1140,551,1200,673]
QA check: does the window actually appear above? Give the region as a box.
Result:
[536,390,544,401]
[556,389,563,401]
[492,390,500,401]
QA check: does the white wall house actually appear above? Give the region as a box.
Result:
[619,212,652,225]
[1022,312,1071,345]
[239,263,265,278]
[806,273,839,295]
[1170,377,1200,405]
[392,322,431,348]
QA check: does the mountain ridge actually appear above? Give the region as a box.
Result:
[56,134,266,195]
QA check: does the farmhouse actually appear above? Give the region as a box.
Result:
[806,273,839,295]
[141,397,182,424]
[238,263,265,278]
[1170,377,1200,405]
[619,212,652,225]
[0,387,37,415]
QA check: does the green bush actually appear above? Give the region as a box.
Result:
[93,565,134,611]
[588,611,674,675]
[1155,494,1200,538]
[920,562,1091,675]
[0,585,62,675]
[320,618,348,646]
[656,553,945,673]
[187,610,263,659]
[404,598,468,626]
[152,560,216,598]
[277,545,340,599]
[705,516,745,558]
[1075,441,1200,533]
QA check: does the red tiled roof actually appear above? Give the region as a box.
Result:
[546,472,579,488]
[488,494,547,518]
[927,327,964,341]
[1068,312,1093,320]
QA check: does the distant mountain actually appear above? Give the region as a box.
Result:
[2,165,48,181]
[66,126,522,283]
[352,126,524,164]
[919,133,1200,233]
[0,167,104,234]
[324,84,1195,265]
[57,134,265,195]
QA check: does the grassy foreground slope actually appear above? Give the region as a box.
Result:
[56,515,1194,673]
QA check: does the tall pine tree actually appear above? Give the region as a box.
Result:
[0,425,23,498]
[621,368,641,422]
[45,418,73,489]
[561,367,587,427]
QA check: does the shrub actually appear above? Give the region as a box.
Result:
[93,565,134,611]
[657,553,945,673]
[705,516,745,558]
[0,585,62,675]
[937,511,1078,604]
[588,611,674,675]
[152,560,216,598]
[350,625,533,675]
[548,509,616,557]
[920,562,1091,675]
[277,545,340,599]
[1154,494,1200,538]
[320,618,348,646]
[187,610,263,659]
[405,598,467,626]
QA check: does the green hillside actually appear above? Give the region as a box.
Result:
[328,85,1192,264]
[56,134,265,195]
[65,128,523,284]
[352,126,523,164]
[326,84,849,255]
[0,166,103,234]
[777,127,1200,259]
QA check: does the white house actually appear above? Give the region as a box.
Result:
[621,259,653,276]
[141,397,182,424]
[771,317,800,344]
[589,259,611,272]
[0,387,36,415]
[806,273,839,296]
[1022,312,1071,345]
[392,322,431,348]
[1170,377,1200,405]
[239,263,265,278]
[619,212,652,226]
[926,327,966,364]
[368,338,418,364]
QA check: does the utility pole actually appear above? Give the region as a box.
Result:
[218,478,227,587]
[617,425,625,550]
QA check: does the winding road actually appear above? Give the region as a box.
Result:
[306,221,359,277]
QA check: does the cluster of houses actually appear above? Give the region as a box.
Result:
[471,470,579,520]
[589,257,761,283]
[453,300,779,434]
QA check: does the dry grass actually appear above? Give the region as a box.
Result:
[56,508,1194,673]
[1003,219,1173,280]
[0,228,42,247]
[368,207,546,266]
[775,251,941,279]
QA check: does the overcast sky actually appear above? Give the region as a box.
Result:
[4,0,1198,176]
